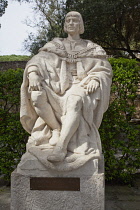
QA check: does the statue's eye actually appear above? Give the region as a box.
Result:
[66,18,79,23]
[66,19,70,23]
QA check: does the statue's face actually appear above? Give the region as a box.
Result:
[65,15,80,35]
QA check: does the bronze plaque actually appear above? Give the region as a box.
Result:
[30,177,80,191]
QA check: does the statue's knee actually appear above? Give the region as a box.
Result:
[31,90,46,107]
[67,95,82,112]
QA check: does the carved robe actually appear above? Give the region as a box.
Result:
[20,38,112,169]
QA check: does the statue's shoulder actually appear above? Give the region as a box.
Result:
[86,40,106,56]
[39,38,64,52]
[51,38,65,49]
[52,37,64,43]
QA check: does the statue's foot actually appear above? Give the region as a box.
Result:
[35,139,42,146]
[28,136,35,144]
[49,129,60,146]
[47,147,66,163]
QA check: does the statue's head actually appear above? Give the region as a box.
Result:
[64,11,84,35]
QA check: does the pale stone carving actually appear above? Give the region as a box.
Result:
[20,11,112,171]
[11,163,104,210]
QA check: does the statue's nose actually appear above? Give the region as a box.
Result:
[69,20,73,24]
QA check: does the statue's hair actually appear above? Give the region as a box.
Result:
[64,11,84,34]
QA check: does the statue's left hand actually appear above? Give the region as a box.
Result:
[84,80,100,95]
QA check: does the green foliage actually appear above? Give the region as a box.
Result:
[0,58,139,184]
[0,0,8,28]
[99,58,140,184]
[24,0,140,59]
[0,69,28,180]
[66,0,140,60]
[0,55,31,62]
[0,0,8,17]
[23,0,67,54]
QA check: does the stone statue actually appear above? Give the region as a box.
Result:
[20,11,112,171]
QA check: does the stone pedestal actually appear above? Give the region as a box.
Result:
[11,156,104,210]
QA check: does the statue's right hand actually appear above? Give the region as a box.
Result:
[28,72,42,91]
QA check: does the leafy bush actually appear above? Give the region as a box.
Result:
[0,58,139,183]
[0,55,31,62]
[100,58,140,184]
[0,69,28,180]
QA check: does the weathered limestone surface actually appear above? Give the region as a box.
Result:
[11,158,104,210]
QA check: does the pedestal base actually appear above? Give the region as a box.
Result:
[11,158,104,210]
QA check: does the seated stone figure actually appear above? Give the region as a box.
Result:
[20,11,112,169]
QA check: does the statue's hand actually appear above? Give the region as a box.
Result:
[28,72,42,91]
[84,80,99,95]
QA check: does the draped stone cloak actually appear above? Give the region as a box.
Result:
[20,38,112,170]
